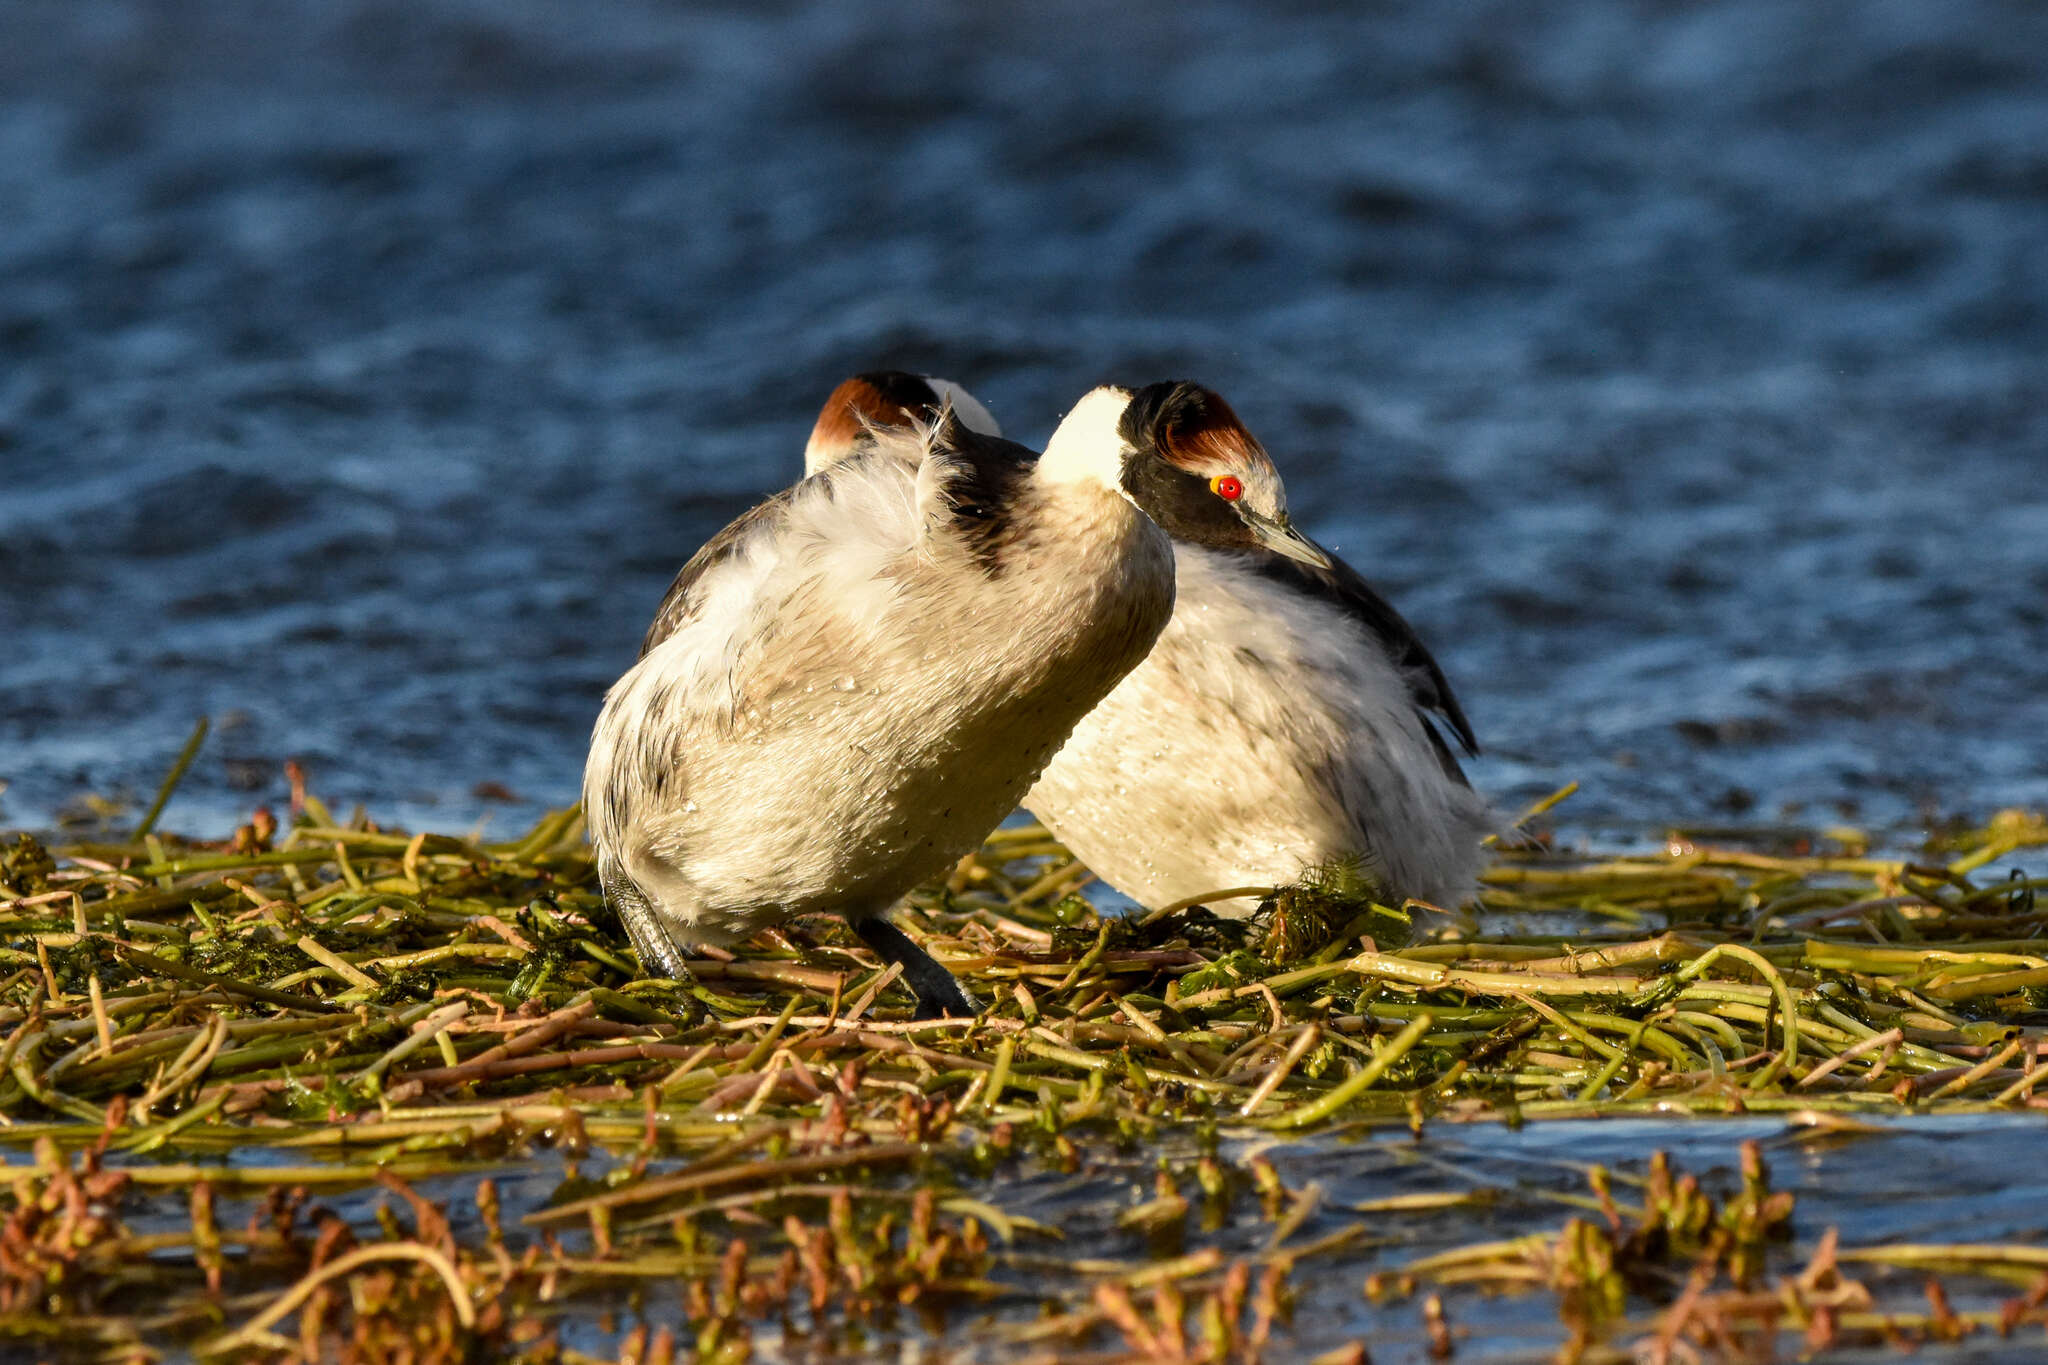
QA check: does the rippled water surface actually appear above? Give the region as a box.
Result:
[4,0,2047,839]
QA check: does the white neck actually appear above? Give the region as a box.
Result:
[1035,387,1132,491]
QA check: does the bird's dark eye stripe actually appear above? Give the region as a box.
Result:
[1124,453,1253,553]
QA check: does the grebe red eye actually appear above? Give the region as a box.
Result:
[1211,475,1243,501]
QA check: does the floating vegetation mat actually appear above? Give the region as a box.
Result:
[4,781,2048,1363]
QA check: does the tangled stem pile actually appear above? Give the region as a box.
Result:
[3,792,2048,1362]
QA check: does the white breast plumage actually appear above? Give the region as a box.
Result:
[1027,544,1493,914]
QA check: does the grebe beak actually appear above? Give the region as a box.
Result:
[1241,509,1332,569]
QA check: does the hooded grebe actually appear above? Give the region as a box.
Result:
[1024,382,1493,915]
[585,392,1174,1016]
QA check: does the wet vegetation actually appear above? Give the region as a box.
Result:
[5,755,2048,1361]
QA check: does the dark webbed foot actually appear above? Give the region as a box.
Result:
[602,869,695,982]
[851,917,980,1019]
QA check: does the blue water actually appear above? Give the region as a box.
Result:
[3,0,2047,842]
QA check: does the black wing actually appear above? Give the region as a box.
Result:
[638,488,795,657]
[1247,542,1480,780]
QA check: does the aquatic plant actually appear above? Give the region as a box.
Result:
[4,755,2048,1360]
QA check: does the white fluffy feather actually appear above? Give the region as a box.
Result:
[1026,544,1495,914]
[585,415,1174,951]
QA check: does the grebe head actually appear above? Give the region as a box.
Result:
[1046,381,1330,567]
[804,371,1000,475]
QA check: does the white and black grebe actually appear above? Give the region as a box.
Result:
[583,385,1174,1017]
[1024,381,1494,915]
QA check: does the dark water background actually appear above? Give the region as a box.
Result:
[3,0,2047,841]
